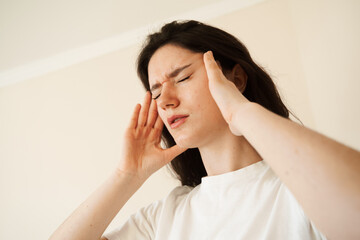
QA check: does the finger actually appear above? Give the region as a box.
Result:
[154,112,164,132]
[203,51,224,83]
[128,103,141,129]
[146,99,158,127]
[162,145,188,165]
[138,91,151,127]
[152,114,164,143]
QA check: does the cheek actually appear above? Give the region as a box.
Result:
[191,83,215,109]
[193,86,225,123]
[157,108,167,125]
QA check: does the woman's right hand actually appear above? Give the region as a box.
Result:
[116,91,187,181]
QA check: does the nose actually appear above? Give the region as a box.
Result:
[157,81,180,111]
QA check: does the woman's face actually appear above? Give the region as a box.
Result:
[148,44,230,148]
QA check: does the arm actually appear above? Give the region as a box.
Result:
[236,102,360,239]
[203,51,360,239]
[49,170,144,240]
[49,92,186,240]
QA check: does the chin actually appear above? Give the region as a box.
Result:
[174,138,193,148]
[173,133,199,149]
[171,125,214,148]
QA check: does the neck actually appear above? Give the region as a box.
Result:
[198,130,262,176]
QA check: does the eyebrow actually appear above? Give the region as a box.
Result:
[150,63,192,92]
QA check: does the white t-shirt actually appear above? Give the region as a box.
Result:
[104,161,327,239]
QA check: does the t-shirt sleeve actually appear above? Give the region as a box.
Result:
[283,184,328,240]
[103,199,163,240]
[308,220,328,240]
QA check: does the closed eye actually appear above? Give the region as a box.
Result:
[152,75,191,100]
[177,76,190,83]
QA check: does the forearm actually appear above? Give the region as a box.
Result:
[237,102,360,238]
[49,170,145,240]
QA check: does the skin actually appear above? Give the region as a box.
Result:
[203,50,360,239]
[147,44,262,175]
[50,44,360,240]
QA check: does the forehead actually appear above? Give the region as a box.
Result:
[148,44,202,85]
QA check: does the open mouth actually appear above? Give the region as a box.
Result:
[170,116,188,129]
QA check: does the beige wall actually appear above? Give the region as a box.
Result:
[0,0,359,239]
[289,0,360,149]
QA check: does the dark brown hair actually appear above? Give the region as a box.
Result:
[137,20,294,188]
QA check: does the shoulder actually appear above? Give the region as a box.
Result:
[278,182,327,239]
[162,185,194,205]
[127,185,193,231]
[137,185,193,215]
[167,185,193,197]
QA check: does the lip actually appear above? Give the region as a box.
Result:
[167,115,189,129]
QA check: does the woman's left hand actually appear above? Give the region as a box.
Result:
[203,51,250,136]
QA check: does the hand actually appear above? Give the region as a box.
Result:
[117,92,187,181]
[203,51,250,136]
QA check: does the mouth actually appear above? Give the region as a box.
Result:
[167,115,189,129]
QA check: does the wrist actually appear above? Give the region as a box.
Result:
[233,102,259,133]
[112,168,147,187]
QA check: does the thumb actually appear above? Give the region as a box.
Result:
[203,51,224,84]
[162,145,188,165]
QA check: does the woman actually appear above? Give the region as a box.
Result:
[50,20,360,240]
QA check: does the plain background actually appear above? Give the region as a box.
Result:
[0,0,359,239]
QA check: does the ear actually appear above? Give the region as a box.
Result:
[230,64,247,93]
